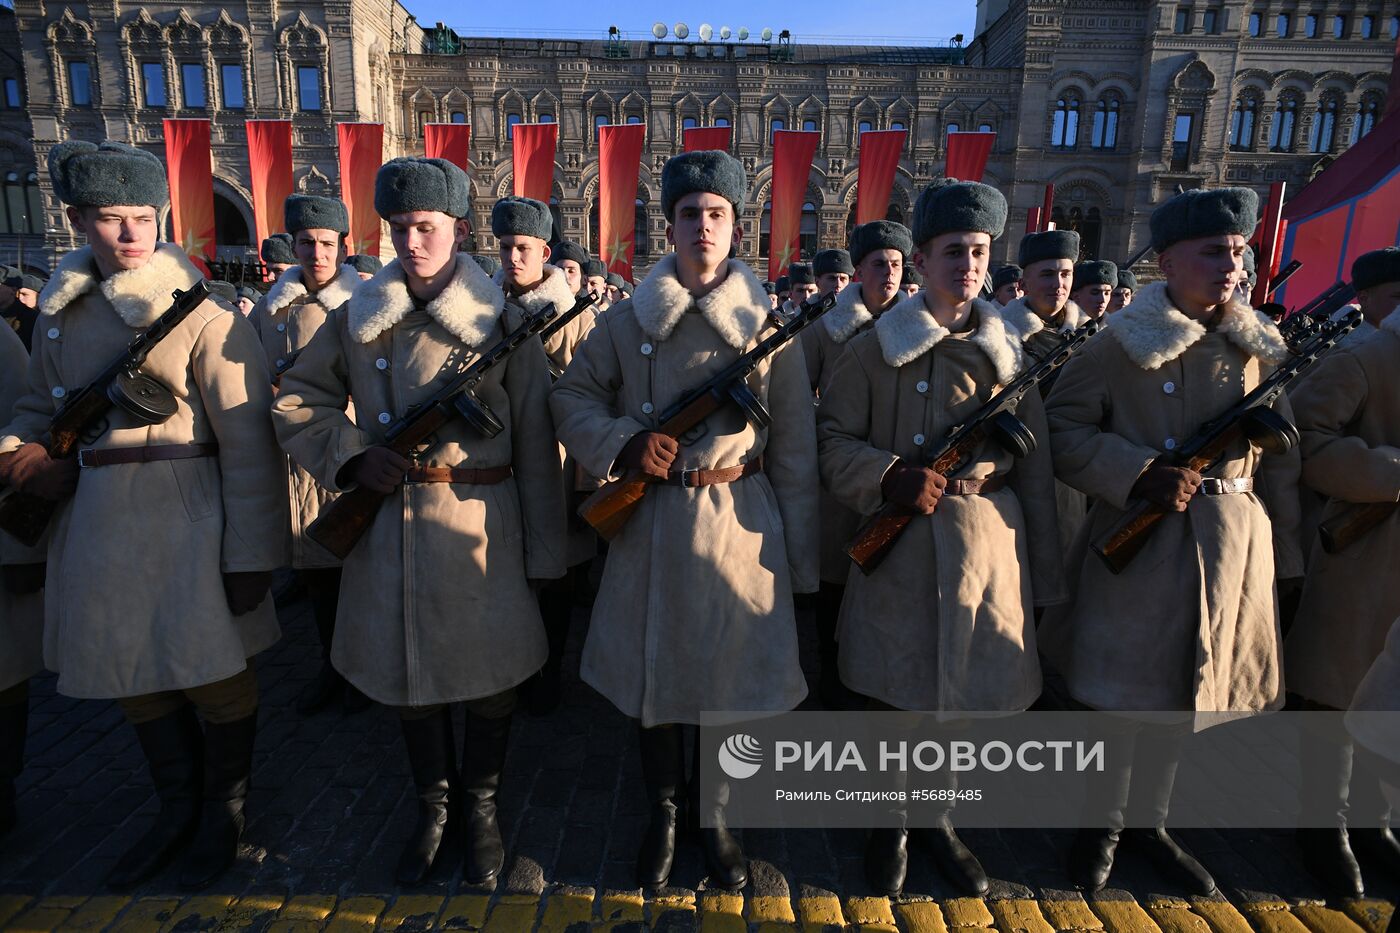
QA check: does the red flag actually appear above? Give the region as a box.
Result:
[855,130,906,225]
[245,120,293,278]
[1041,182,1055,232]
[337,122,384,256]
[945,132,996,183]
[424,123,472,173]
[1250,181,1287,306]
[163,118,216,275]
[684,126,732,152]
[768,130,820,282]
[511,123,558,202]
[598,124,646,280]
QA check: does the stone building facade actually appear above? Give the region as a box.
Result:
[2,0,1394,276]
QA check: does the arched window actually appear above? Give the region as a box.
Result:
[1360,15,1375,39]
[1333,15,1346,38]
[625,114,641,124]
[1051,205,1102,260]
[857,120,872,135]
[1051,97,1080,148]
[450,110,466,123]
[505,112,521,139]
[802,118,817,131]
[946,122,960,136]
[1091,98,1119,149]
[799,201,818,258]
[1269,96,1298,151]
[770,117,784,140]
[1229,96,1258,150]
[539,113,555,123]
[1248,12,1262,36]
[1309,97,1338,153]
[594,113,608,140]
[890,120,906,130]
[715,116,730,127]
[978,122,993,133]
[1,172,43,235]
[759,199,772,258]
[1276,12,1291,36]
[682,116,697,129]
[1354,97,1380,142]
[634,197,649,258]
[1305,14,1318,37]
[1391,15,1399,39]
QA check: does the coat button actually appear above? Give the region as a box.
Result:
[375,358,389,370]
[916,380,929,393]
[51,386,65,398]
[275,358,286,368]
[378,412,391,424]
[913,433,926,446]
[276,323,287,333]
[46,327,60,340]
[640,342,654,356]
[641,402,655,414]
[1163,381,1175,394]
[1164,437,1177,450]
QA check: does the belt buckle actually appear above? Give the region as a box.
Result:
[679,468,700,488]
[76,448,95,468]
[1199,478,1221,495]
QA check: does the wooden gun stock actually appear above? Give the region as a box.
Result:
[845,503,920,574]
[576,394,722,540]
[1091,499,1171,575]
[1318,501,1397,555]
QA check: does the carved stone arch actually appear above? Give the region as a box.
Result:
[210,174,256,252]
[50,8,95,44]
[530,89,559,121]
[1171,58,1216,92]
[496,89,526,128]
[707,93,737,123]
[1236,68,1275,91]
[1048,171,1115,212]
[492,164,514,199]
[1088,78,1133,102]
[584,90,616,124]
[1356,72,1390,93]
[618,91,647,122]
[1314,71,1358,94]
[1088,71,1138,95]
[279,13,327,49]
[164,9,203,49]
[206,10,249,48]
[1273,69,1315,94]
[1049,70,1094,99]
[442,87,471,109]
[296,164,333,196]
[123,9,164,46]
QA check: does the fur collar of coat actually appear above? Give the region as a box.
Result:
[39,243,203,327]
[874,293,1022,382]
[348,253,504,346]
[492,263,577,316]
[1382,305,1400,338]
[998,295,1089,341]
[1108,281,1290,371]
[264,263,360,316]
[630,254,768,350]
[821,284,888,344]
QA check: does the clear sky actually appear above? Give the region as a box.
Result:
[407,2,977,46]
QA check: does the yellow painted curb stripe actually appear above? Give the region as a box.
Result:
[1339,900,1396,933]
[1239,902,1315,933]
[844,895,896,927]
[160,894,236,932]
[797,893,846,930]
[323,895,388,933]
[989,898,1057,933]
[108,898,182,933]
[538,890,594,932]
[481,893,541,933]
[379,895,446,931]
[277,896,338,922]
[749,894,797,924]
[1040,897,1105,932]
[898,900,951,933]
[1143,901,1213,933]
[1089,898,1163,933]
[1291,905,1368,933]
[438,894,491,931]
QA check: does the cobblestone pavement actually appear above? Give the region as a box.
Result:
[0,588,1396,932]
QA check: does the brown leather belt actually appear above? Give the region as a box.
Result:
[404,465,513,485]
[77,443,219,468]
[1198,477,1254,496]
[944,475,1007,496]
[661,458,763,487]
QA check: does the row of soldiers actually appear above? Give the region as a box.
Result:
[0,138,1396,902]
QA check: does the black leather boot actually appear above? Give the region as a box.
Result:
[179,714,257,889]
[636,723,684,889]
[690,730,746,889]
[526,579,572,716]
[394,709,456,884]
[865,828,909,896]
[461,709,510,885]
[1125,723,1216,896]
[106,706,204,889]
[917,812,989,896]
[815,581,856,711]
[1346,752,1400,882]
[298,568,345,715]
[0,690,28,837]
[1069,722,1133,892]
[1297,730,1365,899]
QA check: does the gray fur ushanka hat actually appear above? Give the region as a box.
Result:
[285,194,350,236]
[491,196,553,241]
[1150,186,1259,253]
[375,157,472,219]
[660,150,746,220]
[47,140,168,209]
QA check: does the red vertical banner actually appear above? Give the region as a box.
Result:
[1041,183,1055,231]
[767,130,820,282]
[943,132,995,183]
[163,119,217,275]
[856,130,907,225]
[684,126,732,152]
[598,124,647,280]
[1250,181,1286,306]
[245,119,293,277]
[1026,207,1043,236]
[424,123,472,172]
[337,122,384,256]
[511,122,558,201]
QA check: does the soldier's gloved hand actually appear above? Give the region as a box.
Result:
[1132,461,1202,512]
[880,460,947,514]
[0,442,79,501]
[2,563,46,595]
[223,571,272,616]
[617,431,679,480]
[340,446,411,494]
